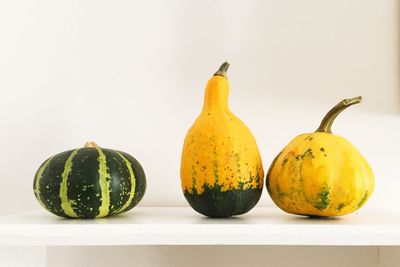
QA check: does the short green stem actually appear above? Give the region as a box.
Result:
[316,96,362,134]
[214,61,230,78]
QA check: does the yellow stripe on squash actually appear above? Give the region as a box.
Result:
[95,147,111,218]
[60,149,80,218]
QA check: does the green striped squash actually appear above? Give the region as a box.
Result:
[33,142,146,219]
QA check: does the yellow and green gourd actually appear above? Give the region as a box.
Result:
[33,142,146,219]
[266,97,374,217]
[181,62,264,218]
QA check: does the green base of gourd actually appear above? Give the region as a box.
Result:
[184,186,262,218]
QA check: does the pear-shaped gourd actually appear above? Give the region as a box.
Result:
[266,97,374,217]
[181,62,264,218]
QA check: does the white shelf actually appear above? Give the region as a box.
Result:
[1,207,400,246]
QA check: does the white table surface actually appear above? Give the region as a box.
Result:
[1,207,400,246]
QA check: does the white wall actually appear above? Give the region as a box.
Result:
[0,0,399,215]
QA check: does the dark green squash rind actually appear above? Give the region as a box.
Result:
[116,151,146,214]
[101,149,134,216]
[184,185,262,218]
[34,150,74,218]
[33,147,146,219]
[67,148,102,218]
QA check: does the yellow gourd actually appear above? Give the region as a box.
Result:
[266,97,374,217]
[180,62,264,217]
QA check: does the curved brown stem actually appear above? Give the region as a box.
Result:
[316,96,362,133]
[213,61,230,78]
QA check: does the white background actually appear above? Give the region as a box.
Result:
[0,0,399,266]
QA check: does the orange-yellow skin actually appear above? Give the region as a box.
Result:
[181,75,264,194]
[267,132,374,217]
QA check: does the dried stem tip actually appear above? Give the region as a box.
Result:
[84,141,99,148]
[213,61,230,78]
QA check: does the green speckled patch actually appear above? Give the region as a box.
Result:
[314,186,330,210]
[212,144,219,184]
[296,148,315,161]
[337,202,345,211]
[190,164,198,194]
[358,191,368,208]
